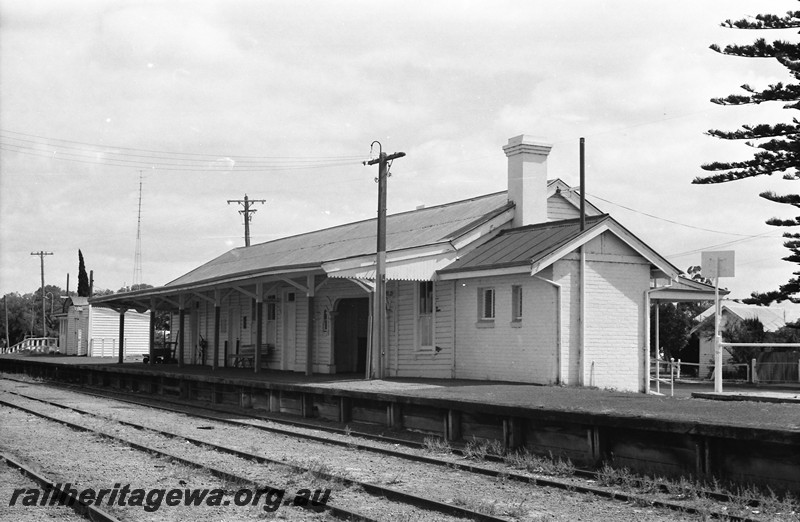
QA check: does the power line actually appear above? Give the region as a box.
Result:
[666,230,777,259]
[0,129,365,160]
[0,143,361,172]
[586,191,767,237]
[0,130,367,172]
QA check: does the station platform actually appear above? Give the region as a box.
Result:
[2,353,799,493]
[1,353,798,432]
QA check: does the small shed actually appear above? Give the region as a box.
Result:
[56,296,150,357]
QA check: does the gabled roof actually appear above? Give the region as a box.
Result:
[547,178,603,215]
[650,276,727,302]
[67,296,89,306]
[438,214,680,280]
[166,192,511,288]
[695,301,787,332]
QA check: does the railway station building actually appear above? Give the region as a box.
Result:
[92,135,715,393]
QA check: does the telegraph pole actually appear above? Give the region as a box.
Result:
[227,194,266,247]
[4,295,10,351]
[363,143,405,379]
[30,251,53,338]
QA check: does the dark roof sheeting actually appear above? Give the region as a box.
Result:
[167,192,510,287]
[440,215,609,273]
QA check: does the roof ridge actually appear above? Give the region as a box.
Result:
[240,191,508,251]
[498,213,610,235]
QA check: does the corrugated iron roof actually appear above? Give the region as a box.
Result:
[440,214,609,273]
[167,192,511,287]
[695,301,787,332]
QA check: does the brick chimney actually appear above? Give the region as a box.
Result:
[503,135,553,227]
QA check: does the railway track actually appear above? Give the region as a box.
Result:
[0,376,776,521]
[1,450,121,522]
[0,381,526,521]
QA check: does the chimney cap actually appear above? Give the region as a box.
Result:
[503,135,553,157]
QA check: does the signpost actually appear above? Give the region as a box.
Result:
[701,251,735,393]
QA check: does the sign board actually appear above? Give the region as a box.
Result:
[701,250,735,278]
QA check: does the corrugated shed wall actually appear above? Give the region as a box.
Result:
[88,307,150,357]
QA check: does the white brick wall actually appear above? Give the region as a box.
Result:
[453,274,558,383]
[583,259,649,392]
[451,230,651,391]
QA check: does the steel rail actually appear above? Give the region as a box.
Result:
[2,383,758,522]
[3,377,750,508]
[0,392,512,522]
[1,451,122,522]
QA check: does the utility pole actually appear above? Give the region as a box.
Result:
[363,143,405,379]
[132,170,144,290]
[30,251,53,338]
[227,194,266,247]
[3,295,10,351]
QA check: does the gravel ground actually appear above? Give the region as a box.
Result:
[0,379,723,521]
[0,459,88,522]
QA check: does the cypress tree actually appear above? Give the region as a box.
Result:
[77,250,90,297]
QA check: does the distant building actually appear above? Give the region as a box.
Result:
[693,300,787,376]
[56,296,150,357]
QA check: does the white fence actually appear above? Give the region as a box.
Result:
[650,356,800,396]
[4,337,58,353]
[89,338,136,357]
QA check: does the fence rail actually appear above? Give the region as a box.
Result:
[650,356,800,396]
[3,337,58,354]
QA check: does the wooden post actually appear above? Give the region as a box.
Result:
[364,147,405,379]
[178,306,186,366]
[445,410,461,441]
[117,309,126,363]
[213,289,221,371]
[255,282,263,373]
[306,275,315,376]
[149,298,156,363]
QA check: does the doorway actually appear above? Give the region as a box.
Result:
[333,298,369,374]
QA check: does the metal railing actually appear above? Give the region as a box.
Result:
[650,355,800,396]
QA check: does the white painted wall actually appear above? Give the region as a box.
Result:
[88,307,150,357]
[453,274,558,383]
[581,233,650,392]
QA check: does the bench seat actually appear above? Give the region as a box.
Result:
[227,343,273,368]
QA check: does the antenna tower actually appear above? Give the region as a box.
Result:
[132,171,143,290]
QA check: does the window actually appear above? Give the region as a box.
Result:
[417,281,433,348]
[478,287,495,320]
[512,285,523,322]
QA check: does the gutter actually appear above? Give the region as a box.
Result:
[535,275,562,384]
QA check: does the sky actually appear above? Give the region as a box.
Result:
[2,0,799,304]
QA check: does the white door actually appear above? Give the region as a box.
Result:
[282,291,296,370]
